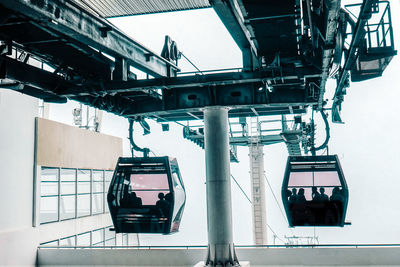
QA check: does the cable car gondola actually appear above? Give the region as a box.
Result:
[281,155,348,227]
[107,156,186,234]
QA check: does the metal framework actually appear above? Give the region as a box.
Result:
[0,0,344,122]
[0,0,396,124]
[0,0,397,265]
[331,0,396,122]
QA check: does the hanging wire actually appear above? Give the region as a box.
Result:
[231,173,286,244]
[149,149,157,157]
[231,174,252,204]
[264,174,289,224]
[267,224,285,244]
[264,174,295,236]
[179,52,204,75]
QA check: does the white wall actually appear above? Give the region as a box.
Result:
[0,90,37,230]
[0,90,38,265]
[0,90,117,266]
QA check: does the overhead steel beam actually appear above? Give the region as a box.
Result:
[0,0,179,78]
[0,56,83,96]
[318,0,341,109]
[151,107,307,122]
[210,0,260,69]
[57,65,321,97]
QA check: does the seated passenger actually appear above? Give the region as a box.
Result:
[164,192,173,204]
[312,186,321,202]
[289,188,298,203]
[297,188,306,203]
[156,193,170,217]
[330,187,344,202]
[129,192,142,208]
[319,187,329,202]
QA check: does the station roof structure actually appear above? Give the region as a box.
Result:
[72,0,211,17]
[0,0,396,122]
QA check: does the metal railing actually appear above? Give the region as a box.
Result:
[38,243,400,250]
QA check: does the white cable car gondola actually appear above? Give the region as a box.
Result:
[281,155,348,227]
[107,156,186,234]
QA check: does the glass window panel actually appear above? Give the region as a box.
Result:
[92,229,104,247]
[286,186,338,201]
[105,171,113,182]
[92,181,103,193]
[59,236,76,247]
[93,170,103,182]
[61,169,76,181]
[121,234,128,246]
[77,194,90,217]
[288,172,313,187]
[314,171,341,187]
[60,195,76,220]
[78,170,91,182]
[105,238,115,246]
[92,193,104,214]
[127,234,138,246]
[287,187,312,201]
[77,232,91,246]
[41,168,58,182]
[130,173,169,190]
[40,196,58,223]
[61,169,76,196]
[61,181,75,195]
[41,182,58,196]
[77,181,90,194]
[105,171,113,193]
[134,190,169,205]
[322,186,334,198]
[104,226,114,240]
[77,170,90,196]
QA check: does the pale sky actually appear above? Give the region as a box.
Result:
[50,1,400,246]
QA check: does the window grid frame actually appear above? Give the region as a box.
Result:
[40,167,112,225]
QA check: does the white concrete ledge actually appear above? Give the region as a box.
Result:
[37,247,400,266]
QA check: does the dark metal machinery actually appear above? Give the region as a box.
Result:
[0,0,396,122]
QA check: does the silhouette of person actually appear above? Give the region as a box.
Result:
[297,188,306,203]
[156,192,170,217]
[330,187,344,202]
[129,191,142,208]
[289,188,298,203]
[319,187,329,202]
[164,192,173,204]
[312,186,321,202]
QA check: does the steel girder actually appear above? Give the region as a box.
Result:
[0,0,179,78]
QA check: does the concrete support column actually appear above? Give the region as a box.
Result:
[249,144,267,245]
[204,107,238,267]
